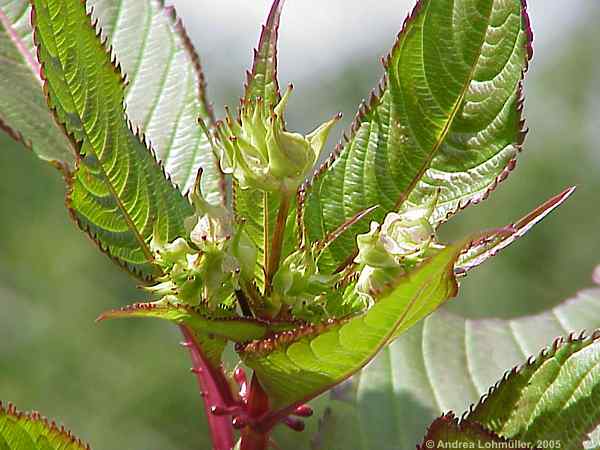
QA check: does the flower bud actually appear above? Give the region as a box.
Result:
[354,192,441,301]
[272,248,337,314]
[186,171,234,251]
[216,84,340,193]
[231,227,257,282]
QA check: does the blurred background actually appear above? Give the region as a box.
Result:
[1,0,599,448]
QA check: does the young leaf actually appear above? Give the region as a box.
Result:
[467,331,600,449]
[244,0,284,109]
[312,286,600,450]
[0,0,76,165]
[302,0,532,274]
[417,413,534,450]
[239,243,462,414]
[97,299,299,343]
[456,186,575,274]
[0,0,224,202]
[0,401,90,450]
[233,0,297,292]
[32,0,192,280]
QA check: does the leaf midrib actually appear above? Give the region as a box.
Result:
[42,0,155,263]
[394,1,493,211]
[264,248,457,415]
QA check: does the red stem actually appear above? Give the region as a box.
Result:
[179,325,235,450]
[240,375,271,450]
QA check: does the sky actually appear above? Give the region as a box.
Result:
[171,0,591,113]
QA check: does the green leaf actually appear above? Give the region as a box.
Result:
[467,331,600,449]
[0,0,75,165]
[233,0,297,292]
[302,0,532,274]
[243,0,284,110]
[456,186,575,274]
[417,413,534,450]
[88,0,224,201]
[32,0,192,280]
[97,299,299,343]
[312,287,600,450]
[0,401,90,450]
[239,243,462,413]
[0,0,224,203]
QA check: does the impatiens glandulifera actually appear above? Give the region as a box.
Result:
[0,0,588,448]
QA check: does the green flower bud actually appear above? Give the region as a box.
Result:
[216,84,341,193]
[198,251,240,309]
[186,171,234,251]
[272,248,337,311]
[355,222,400,269]
[150,237,194,267]
[355,191,441,301]
[231,227,257,282]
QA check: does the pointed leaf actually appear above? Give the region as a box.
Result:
[234,0,295,291]
[467,331,600,449]
[0,401,90,450]
[0,0,224,202]
[239,243,462,413]
[417,413,534,450]
[244,0,284,107]
[32,0,192,280]
[312,286,600,450]
[88,0,224,201]
[303,0,533,273]
[98,299,299,343]
[456,186,575,274]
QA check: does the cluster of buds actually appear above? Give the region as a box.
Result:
[208,367,313,433]
[354,193,442,303]
[271,248,339,319]
[147,174,257,309]
[215,84,341,193]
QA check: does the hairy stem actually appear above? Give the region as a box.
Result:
[180,325,235,450]
[265,192,291,294]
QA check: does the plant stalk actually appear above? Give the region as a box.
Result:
[240,375,271,450]
[179,325,235,450]
[265,192,292,294]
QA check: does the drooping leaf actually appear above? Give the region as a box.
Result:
[239,243,462,414]
[0,0,224,202]
[0,402,90,450]
[302,0,533,274]
[97,299,300,343]
[32,0,192,279]
[417,413,534,450]
[467,331,600,449]
[312,287,600,450]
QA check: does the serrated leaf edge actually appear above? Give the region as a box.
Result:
[417,412,536,450]
[0,401,91,450]
[299,0,534,228]
[243,0,285,104]
[31,0,193,281]
[464,329,600,423]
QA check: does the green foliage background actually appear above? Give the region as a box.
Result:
[1,1,599,449]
